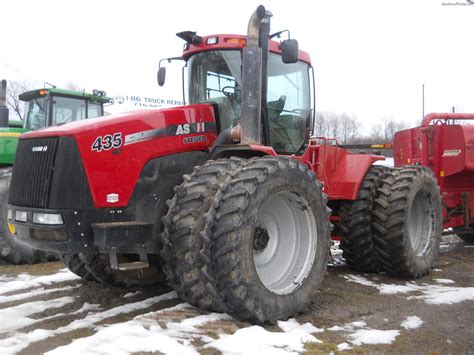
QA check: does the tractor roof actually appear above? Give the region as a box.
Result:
[19,88,112,103]
[181,34,311,65]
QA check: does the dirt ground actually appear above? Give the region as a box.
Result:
[0,235,472,354]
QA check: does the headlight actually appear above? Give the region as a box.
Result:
[7,209,13,221]
[15,211,27,222]
[32,213,64,225]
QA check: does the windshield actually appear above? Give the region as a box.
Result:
[187,50,311,154]
[24,97,48,130]
[24,95,104,129]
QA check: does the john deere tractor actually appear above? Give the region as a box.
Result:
[0,82,111,264]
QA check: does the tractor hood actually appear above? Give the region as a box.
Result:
[19,104,218,208]
[0,127,29,165]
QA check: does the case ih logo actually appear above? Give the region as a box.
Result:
[442,149,461,157]
[31,146,48,152]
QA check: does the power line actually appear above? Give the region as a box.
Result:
[0,58,42,85]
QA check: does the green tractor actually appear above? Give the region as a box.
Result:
[0,80,111,264]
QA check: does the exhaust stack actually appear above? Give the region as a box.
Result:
[0,79,9,127]
[240,5,270,145]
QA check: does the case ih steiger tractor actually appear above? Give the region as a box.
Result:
[7,6,443,323]
[0,83,111,264]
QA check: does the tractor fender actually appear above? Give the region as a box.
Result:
[320,151,384,201]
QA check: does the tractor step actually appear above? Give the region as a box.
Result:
[109,244,150,271]
[115,261,150,271]
[91,221,155,253]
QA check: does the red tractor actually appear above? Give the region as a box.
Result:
[392,113,474,245]
[6,6,442,323]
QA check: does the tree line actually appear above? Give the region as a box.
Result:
[314,111,414,144]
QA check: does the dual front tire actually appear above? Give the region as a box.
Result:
[161,156,330,323]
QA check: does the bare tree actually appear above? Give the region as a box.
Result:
[6,80,33,120]
[64,81,83,92]
[314,111,361,143]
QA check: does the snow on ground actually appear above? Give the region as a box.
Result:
[0,268,80,295]
[0,296,75,332]
[434,278,455,284]
[373,157,394,167]
[0,266,469,354]
[0,277,178,355]
[343,274,474,304]
[401,316,423,330]
[349,329,400,346]
[0,285,80,304]
[328,319,400,348]
[123,291,143,298]
[206,324,320,355]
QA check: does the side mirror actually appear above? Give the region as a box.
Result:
[281,39,299,64]
[157,67,166,86]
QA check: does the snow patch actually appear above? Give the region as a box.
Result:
[401,316,423,330]
[0,296,75,333]
[434,278,455,284]
[0,292,178,355]
[278,318,324,333]
[409,285,474,305]
[349,329,400,345]
[0,285,80,304]
[0,269,80,295]
[343,274,474,305]
[48,316,321,355]
[337,342,352,351]
[207,324,320,354]
[123,291,143,298]
[373,158,394,167]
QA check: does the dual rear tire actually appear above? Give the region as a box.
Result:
[336,165,442,279]
[373,166,443,278]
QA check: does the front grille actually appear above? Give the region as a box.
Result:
[9,137,59,208]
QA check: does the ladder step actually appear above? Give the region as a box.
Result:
[117,261,150,271]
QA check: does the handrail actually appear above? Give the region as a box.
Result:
[421,113,474,127]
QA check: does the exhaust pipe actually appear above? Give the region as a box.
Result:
[0,79,9,127]
[240,5,268,145]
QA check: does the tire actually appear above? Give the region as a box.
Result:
[0,168,58,264]
[336,165,387,272]
[59,254,96,281]
[79,253,164,288]
[207,156,330,324]
[160,158,244,312]
[373,166,442,278]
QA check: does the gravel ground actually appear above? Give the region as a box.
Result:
[0,235,472,354]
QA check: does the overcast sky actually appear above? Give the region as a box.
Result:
[1,0,473,130]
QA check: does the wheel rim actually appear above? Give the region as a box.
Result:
[408,190,434,256]
[253,190,318,295]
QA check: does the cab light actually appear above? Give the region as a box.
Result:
[225,38,246,45]
[15,211,27,222]
[39,90,48,96]
[206,37,218,45]
[33,213,64,225]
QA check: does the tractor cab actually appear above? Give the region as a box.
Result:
[19,88,111,130]
[159,33,314,155]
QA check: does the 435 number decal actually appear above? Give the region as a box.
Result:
[92,133,123,152]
